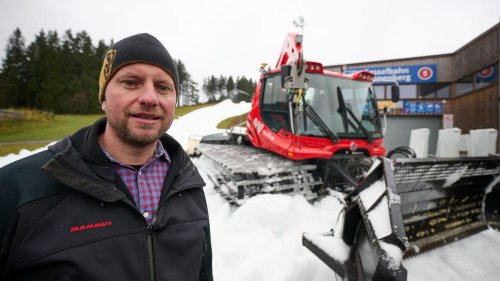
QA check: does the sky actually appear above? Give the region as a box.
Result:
[2,100,500,280]
[1,0,500,87]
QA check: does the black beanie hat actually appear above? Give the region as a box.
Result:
[98,33,179,103]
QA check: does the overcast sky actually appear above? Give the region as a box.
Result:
[1,0,499,86]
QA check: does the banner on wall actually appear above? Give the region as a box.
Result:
[443,114,454,128]
[401,101,444,114]
[476,65,498,82]
[345,64,437,84]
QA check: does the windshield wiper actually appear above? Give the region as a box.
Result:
[336,87,373,143]
[303,102,339,143]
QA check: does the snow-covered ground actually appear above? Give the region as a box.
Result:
[1,100,500,280]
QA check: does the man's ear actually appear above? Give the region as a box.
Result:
[101,100,106,111]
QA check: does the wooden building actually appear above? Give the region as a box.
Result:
[325,22,499,152]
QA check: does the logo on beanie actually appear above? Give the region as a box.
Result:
[99,49,117,98]
[99,49,116,86]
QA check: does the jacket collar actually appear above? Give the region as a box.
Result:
[43,117,205,202]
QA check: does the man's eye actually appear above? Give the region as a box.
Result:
[122,80,139,87]
[157,84,173,93]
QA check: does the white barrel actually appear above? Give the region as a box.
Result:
[187,135,203,155]
[436,128,462,158]
[409,128,430,158]
[467,128,498,157]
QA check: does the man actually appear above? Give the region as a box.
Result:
[0,33,213,281]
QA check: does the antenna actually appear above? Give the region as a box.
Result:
[293,16,305,35]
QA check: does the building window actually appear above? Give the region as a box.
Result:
[399,84,417,99]
[386,85,393,100]
[455,64,498,96]
[456,74,474,96]
[419,83,450,99]
[374,85,385,99]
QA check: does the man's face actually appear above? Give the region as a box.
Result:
[101,63,176,147]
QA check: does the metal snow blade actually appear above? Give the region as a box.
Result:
[303,156,500,280]
[392,156,500,256]
[303,157,409,281]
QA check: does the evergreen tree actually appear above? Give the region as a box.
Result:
[182,79,200,106]
[63,30,102,113]
[236,76,249,96]
[1,28,28,107]
[226,76,235,93]
[23,30,65,110]
[25,30,49,109]
[201,74,256,103]
[216,75,227,101]
[0,28,107,112]
[175,59,199,106]
[204,75,217,102]
[0,73,11,107]
[2,27,263,111]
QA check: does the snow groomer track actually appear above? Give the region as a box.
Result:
[195,143,323,206]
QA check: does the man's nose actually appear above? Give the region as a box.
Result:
[138,82,159,106]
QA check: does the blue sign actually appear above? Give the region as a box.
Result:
[416,102,425,114]
[475,65,498,83]
[345,64,437,84]
[402,101,444,114]
[434,102,443,113]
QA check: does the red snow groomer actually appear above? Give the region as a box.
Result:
[195,33,500,281]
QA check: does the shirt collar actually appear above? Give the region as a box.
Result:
[154,141,169,160]
[102,141,171,167]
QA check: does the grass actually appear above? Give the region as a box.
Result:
[0,103,216,156]
[216,112,248,129]
[0,114,104,156]
[175,103,215,118]
[0,114,104,143]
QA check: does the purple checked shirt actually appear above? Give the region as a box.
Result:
[103,142,171,224]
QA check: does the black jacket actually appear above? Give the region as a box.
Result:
[0,118,213,281]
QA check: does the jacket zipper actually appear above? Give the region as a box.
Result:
[146,216,157,281]
[142,158,189,280]
[145,160,203,280]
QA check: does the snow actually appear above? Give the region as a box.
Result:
[404,229,500,281]
[443,165,468,187]
[169,99,251,150]
[359,179,393,239]
[2,99,500,280]
[380,241,404,270]
[303,232,351,263]
[358,178,386,210]
[0,144,54,168]
[357,177,404,267]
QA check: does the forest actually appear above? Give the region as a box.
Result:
[0,28,256,114]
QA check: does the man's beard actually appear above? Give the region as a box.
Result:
[108,113,170,148]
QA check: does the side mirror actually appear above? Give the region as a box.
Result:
[391,84,400,103]
[280,65,291,88]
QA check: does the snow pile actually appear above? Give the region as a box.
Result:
[404,229,500,281]
[169,99,250,150]
[203,188,344,281]
[2,99,500,280]
[358,177,404,270]
[302,232,351,263]
[380,241,404,270]
[0,144,54,168]
[359,179,392,239]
